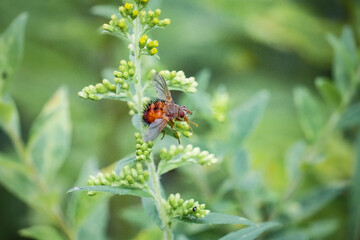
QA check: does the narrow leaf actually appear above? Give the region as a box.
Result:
[232,148,249,182]
[142,197,162,227]
[338,103,360,128]
[19,225,65,240]
[27,87,71,180]
[115,155,136,175]
[219,222,281,240]
[0,154,37,205]
[174,212,255,226]
[230,90,269,144]
[315,77,341,109]
[289,183,347,222]
[68,185,151,198]
[349,133,360,240]
[0,13,28,92]
[90,5,119,18]
[293,87,323,142]
[285,141,306,183]
[0,94,20,138]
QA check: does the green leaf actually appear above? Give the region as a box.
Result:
[131,114,142,131]
[174,212,255,226]
[285,141,306,183]
[90,92,131,101]
[232,148,249,182]
[0,94,20,138]
[327,26,358,94]
[68,185,152,198]
[142,197,162,227]
[26,87,71,180]
[293,87,323,142]
[0,154,37,205]
[219,222,281,240]
[90,5,118,18]
[338,103,360,128]
[315,77,341,109]
[19,225,65,240]
[77,197,109,240]
[230,90,269,144]
[288,183,347,222]
[115,155,136,175]
[0,13,28,93]
[349,133,360,240]
[305,219,338,239]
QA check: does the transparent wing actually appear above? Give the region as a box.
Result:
[143,118,168,142]
[152,73,172,101]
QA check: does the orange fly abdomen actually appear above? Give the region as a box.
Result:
[142,99,166,125]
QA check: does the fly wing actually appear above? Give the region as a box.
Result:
[143,118,168,142]
[153,73,172,102]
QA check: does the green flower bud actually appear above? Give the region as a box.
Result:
[128,61,134,68]
[140,10,147,24]
[158,19,171,27]
[129,110,135,116]
[102,24,115,32]
[123,72,129,79]
[147,10,154,18]
[136,149,143,156]
[154,9,161,17]
[126,175,135,184]
[129,69,135,77]
[95,83,107,93]
[78,91,88,98]
[150,18,159,27]
[120,60,127,66]
[88,191,97,196]
[124,3,134,14]
[113,71,122,78]
[143,171,149,181]
[119,6,127,18]
[114,78,124,84]
[149,48,157,55]
[119,65,126,72]
[111,14,119,25]
[134,132,141,138]
[121,82,129,90]
[123,165,131,175]
[118,19,128,32]
[136,163,143,174]
[131,10,138,19]
[87,179,94,185]
[131,168,138,179]
[139,35,148,48]
[138,175,145,183]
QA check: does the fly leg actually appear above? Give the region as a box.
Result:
[161,130,165,140]
[169,121,181,144]
[184,117,198,133]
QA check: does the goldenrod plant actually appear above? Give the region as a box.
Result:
[70,0,280,239]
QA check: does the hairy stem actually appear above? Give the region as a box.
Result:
[132,9,173,239]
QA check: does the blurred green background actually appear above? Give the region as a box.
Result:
[0,0,359,239]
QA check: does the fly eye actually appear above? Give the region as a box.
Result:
[179,110,185,118]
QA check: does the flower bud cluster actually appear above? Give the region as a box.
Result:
[160,144,218,166]
[139,9,170,28]
[103,14,129,34]
[139,34,159,56]
[113,60,135,90]
[165,193,210,219]
[134,0,149,8]
[78,79,117,100]
[211,90,229,123]
[86,164,149,196]
[173,121,193,139]
[119,3,139,20]
[158,70,198,93]
[135,132,153,162]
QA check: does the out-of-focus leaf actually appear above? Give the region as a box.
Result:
[174,212,254,225]
[219,221,281,240]
[19,225,65,240]
[349,133,360,240]
[26,87,71,180]
[285,141,306,183]
[0,95,20,138]
[287,183,347,222]
[305,219,338,239]
[338,103,360,128]
[232,148,249,182]
[0,13,27,92]
[328,27,358,94]
[77,197,109,240]
[268,230,308,240]
[90,5,119,18]
[115,155,136,175]
[230,90,269,144]
[293,87,323,142]
[0,154,37,205]
[315,77,342,109]
[131,114,142,130]
[68,185,151,198]
[142,197,162,227]
[196,68,211,92]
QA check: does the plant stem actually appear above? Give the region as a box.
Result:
[148,156,173,240]
[8,127,75,240]
[132,10,173,239]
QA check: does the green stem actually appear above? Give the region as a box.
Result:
[148,156,173,240]
[8,126,75,240]
[132,9,172,239]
